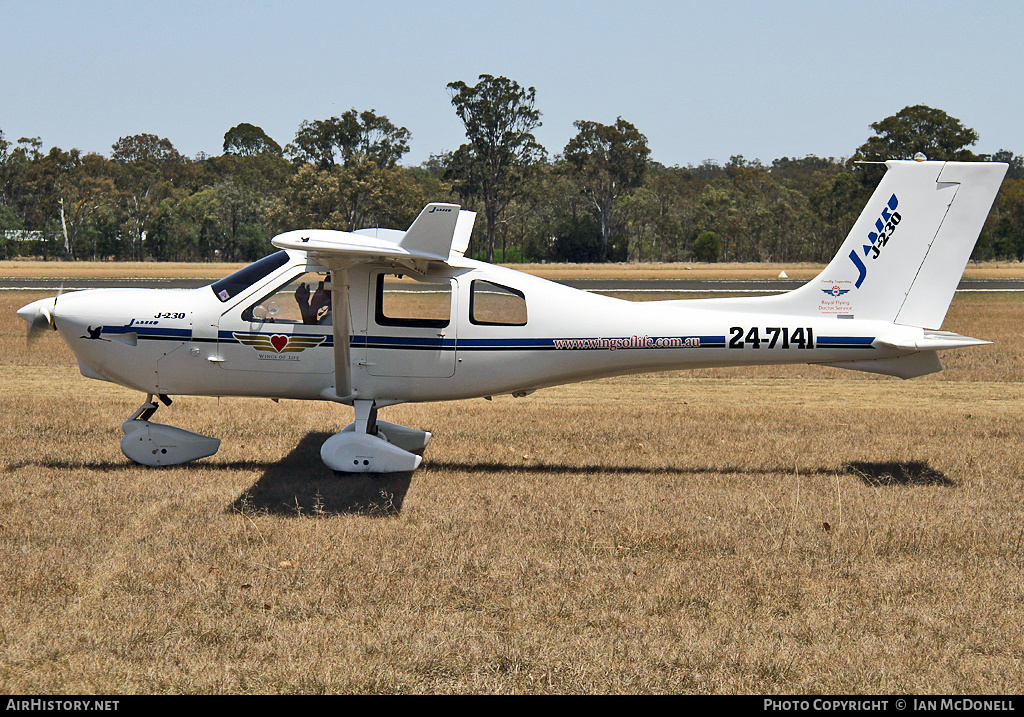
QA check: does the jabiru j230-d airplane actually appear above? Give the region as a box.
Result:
[17,159,1008,473]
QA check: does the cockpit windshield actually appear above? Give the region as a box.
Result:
[210,250,289,303]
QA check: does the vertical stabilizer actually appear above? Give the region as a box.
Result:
[728,160,1006,328]
[397,203,461,260]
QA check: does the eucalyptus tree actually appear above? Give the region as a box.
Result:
[446,74,546,262]
[285,109,411,170]
[853,105,979,162]
[51,149,116,259]
[563,117,650,261]
[223,123,283,157]
[110,133,186,259]
[987,150,1024,180]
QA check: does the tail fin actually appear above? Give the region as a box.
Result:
[397,203,461,261]
[734,160,1007,328]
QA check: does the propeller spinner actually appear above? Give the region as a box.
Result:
[17,285,62,343]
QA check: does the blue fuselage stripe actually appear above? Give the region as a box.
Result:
[119,328,876,352]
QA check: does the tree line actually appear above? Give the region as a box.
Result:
[2,76,1022,264]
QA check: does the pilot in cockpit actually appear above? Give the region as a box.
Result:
[294,280,332,325]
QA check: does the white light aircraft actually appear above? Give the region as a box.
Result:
[17,160,1007,473]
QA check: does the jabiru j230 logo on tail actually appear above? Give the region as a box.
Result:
[848,193,901,287]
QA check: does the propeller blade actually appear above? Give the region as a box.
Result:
[18,292,60,344]
[25,310,52,343]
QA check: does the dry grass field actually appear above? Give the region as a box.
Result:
[0,268,1022,694]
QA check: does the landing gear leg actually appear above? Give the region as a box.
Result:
[129,394,160,421]
[354,399,378,436]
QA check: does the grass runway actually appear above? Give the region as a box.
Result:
[0,264,1022,693]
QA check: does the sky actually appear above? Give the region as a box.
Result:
[2,0,1021,168]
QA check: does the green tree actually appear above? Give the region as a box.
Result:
[210,177,271,260]
[285,110,411,170]
[549,213,602,263]
[853,105,979,162]
[563,117,651,261]
[2,145,116,259]
[641,165,702,262]
[506,162,591,263]
[0,129,14,211]
[692,231,720,262]
[182,187,226,260]
[110,134,187,259]
[15,137,43,162]
[981,178,1024,260]
[338,160,431,231]
[111,133,182,166]
[616,186,659,261]
[223,123,283,157]
[0,202,23,259]
[770,155,845,196]
[808,169,871,261]
[51,150,116,259]
[446,74,546,262]
[268,160,430,236]
[270,164,344,229]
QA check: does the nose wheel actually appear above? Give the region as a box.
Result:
[120,394,221,467]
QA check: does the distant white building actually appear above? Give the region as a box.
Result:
[2,230,45,242]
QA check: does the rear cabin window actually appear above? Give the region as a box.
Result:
[470,280,527,326]
[375,273,452,328]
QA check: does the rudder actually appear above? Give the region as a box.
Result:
[894,161,1007,328]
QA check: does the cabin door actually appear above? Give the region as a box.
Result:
[365,271,457,378]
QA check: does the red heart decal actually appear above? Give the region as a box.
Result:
[270,334,288,353]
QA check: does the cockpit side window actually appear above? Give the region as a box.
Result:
[243,271,333,325]
[211,250,289,303]
[470,280,527,326]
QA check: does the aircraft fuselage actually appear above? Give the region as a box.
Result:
[40,251,931,407]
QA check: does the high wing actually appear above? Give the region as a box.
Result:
[271,203,477,398]
[272,202,475,270]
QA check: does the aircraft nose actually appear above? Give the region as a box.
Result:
[17,297,56,337]
[17,298,47,324]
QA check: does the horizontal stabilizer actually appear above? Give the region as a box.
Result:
[876,330,991,352]
[821,351,943,379]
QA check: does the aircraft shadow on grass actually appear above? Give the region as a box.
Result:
[842,460,954,487]
[229,432,413,517]
[12,448,954,518]
[227,448,954,519]
[418,459,954,487]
